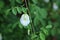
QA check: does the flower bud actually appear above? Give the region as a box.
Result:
[0,34,2,40]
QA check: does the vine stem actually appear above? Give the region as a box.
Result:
[25,0,35,37]
[24,0,36,40]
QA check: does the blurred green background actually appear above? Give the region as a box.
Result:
[0,0,60,40]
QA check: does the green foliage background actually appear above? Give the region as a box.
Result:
[0,0,60,40]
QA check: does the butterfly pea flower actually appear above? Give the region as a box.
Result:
[20,14,30,26]
[53,3,58,10]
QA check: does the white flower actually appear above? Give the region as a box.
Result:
[20,14,30,26]
[44,0,49,3]
[53,3,58,10]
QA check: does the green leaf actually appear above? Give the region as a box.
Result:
[41,28,49,36]
[31,34,37,39]
[46,24,52,28]
[12,8,17,15]
[16,7,22,13]
[22,7,27,14]
[39,32,45,40]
